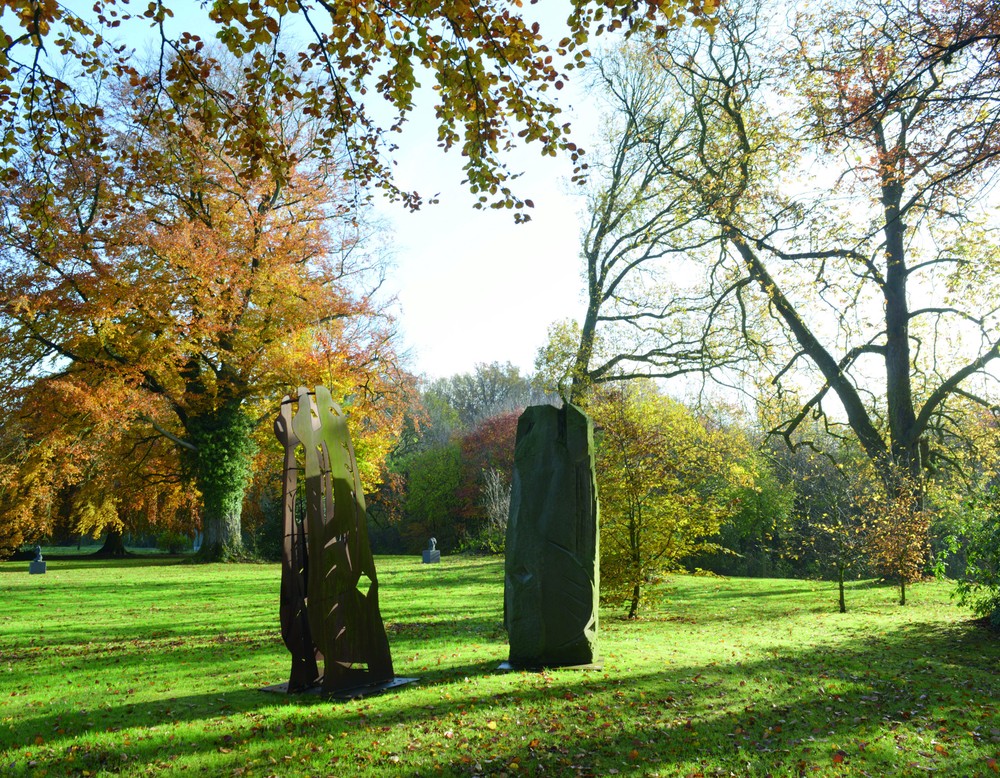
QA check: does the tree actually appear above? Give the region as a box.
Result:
[563,46,749,403]
[2,0,717,219]
[478,467,512,553]
[953,488,1000,626]
[398,442,464,552]
[590,380,745,618]
[779,444,871,613]
[0,57,406,559]
[860,474,931,606]
[578,0,1000,497]
[703,446,795,579]
[425,362,550,430]
[456,409,519,552]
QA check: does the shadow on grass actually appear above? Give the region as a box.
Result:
[0,556,194,574]
[6,613,998,777]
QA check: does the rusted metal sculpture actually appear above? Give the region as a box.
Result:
[274,386,396,695]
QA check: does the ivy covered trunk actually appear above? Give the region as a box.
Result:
[186,404,257,561]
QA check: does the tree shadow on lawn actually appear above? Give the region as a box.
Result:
[6,619,998,776]
[661,577,884,604]
[0,556,192,574]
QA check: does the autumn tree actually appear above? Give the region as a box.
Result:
[590,380,747,618]
[860,474,931,606]
[776,443,871,612]
[456,409,520,552]
[0,56,406,558]
[2,0,717,222]
[576,0,1000,500]
[701,446,795,579]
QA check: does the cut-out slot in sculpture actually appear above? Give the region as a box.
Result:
[504,403,600,669]
[273,386,400,696]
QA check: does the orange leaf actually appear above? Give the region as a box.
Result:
[987,758,998,773]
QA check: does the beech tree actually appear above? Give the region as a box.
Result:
[578,0,1000,496]
[0,58,405,558]
[2,0,717,219]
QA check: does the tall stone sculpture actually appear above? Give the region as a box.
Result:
[274,386,396,695]
[504,403,600,668]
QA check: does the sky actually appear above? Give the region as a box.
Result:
[369,21,603,382]
[376,104,597,382]
[57,0,604,382]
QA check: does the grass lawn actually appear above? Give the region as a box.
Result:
[2,555,998,777]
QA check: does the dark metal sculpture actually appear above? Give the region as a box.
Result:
[274,386,396,695]
[504,403,600,669]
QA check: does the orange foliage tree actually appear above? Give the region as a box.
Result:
[860,475,931,606]
[0,57,407,558]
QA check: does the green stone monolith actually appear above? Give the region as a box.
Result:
[504,403,599,668]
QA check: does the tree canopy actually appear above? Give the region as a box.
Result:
[0,55,407,557]
[1,0,717,219]
[590,379,753,617]
[566,0,1000,494]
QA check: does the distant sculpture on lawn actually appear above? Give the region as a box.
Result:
[422,537,440,564]
[29,544,46,575]
[274,386,395,694]
[504,403,600,668]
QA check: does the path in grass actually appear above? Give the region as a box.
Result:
[2,556,998,776]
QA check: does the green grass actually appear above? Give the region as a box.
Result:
[2,556,998,777]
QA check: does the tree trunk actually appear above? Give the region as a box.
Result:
[879,176,921,488]
[186,403,256,561]
[628,582,641,620]
[570,294,601,405]
[94,527,127,558]
[838,566,846,613]
[899,578,906,606]
[200,495,246,561]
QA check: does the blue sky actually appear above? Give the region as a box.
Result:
[378,95,597,381]
[57,0,601,380]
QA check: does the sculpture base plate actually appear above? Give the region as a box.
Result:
[261,676,418,700]
[497,661,602,672]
